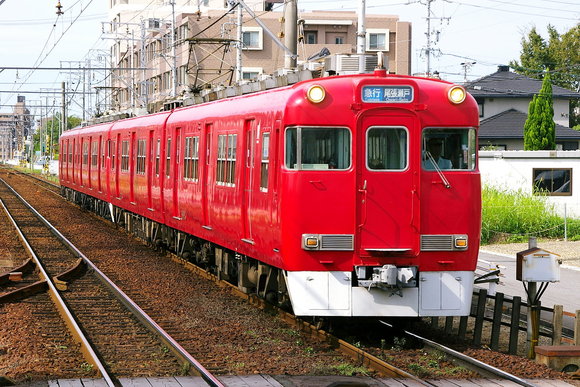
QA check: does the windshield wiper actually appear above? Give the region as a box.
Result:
[426,151,451,189]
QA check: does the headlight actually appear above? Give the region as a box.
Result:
[306,85,326,103]
[448,85,466,104]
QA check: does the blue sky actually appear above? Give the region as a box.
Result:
[0,0,578,117]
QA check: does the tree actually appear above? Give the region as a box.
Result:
[524,74,556,150]
[510,24,580,127]
[33,114,81,160]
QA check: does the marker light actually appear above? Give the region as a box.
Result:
[454,236,468,249]
[448,85,466,104]
[307,85,326,103]
[305,237,319,248]
[302,234,320,250]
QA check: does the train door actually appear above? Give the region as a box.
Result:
[72,139,77,184]
[147,130,154,210]
[88,138,92,189]
[98,136,103,192]
[64,140,69,181]
[114,135,120,198]
[357,113,420,255]
[172,128,181,218]
[242,119,256,242]
[130,132,136,203]
[201,123,212,228]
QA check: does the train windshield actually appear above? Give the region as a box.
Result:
[422,128,477,171]
[366,127,408,170]
[285,127,351,170]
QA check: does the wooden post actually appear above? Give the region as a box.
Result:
[509,296,521,355]
[473,288,487,346]
[431,316,439,329]
[575,310,580,345]
[458,315,468,340]
[552,305,563,345]
[526,237,538,359]
[445,316,454,334]
[490,292,504,350]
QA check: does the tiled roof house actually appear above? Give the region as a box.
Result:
[465,65,580,150]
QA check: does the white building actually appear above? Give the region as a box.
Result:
[479,150,580,218]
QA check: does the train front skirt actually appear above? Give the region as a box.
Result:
[285,271,474,317]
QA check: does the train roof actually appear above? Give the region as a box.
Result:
[63,69,470,136]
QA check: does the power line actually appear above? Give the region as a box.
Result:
[0,90,95,95]
[0,66,147,71]
[446,0,579,21]
[0,13,106,25]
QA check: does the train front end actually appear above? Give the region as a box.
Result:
[280,69,481,317]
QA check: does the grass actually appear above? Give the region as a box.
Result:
[331,363,371,376]
[481,186,580,244]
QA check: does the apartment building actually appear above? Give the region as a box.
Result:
[0,96,32,161]
[108,0,411,113]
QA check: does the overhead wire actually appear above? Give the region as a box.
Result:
[0,0,97,111]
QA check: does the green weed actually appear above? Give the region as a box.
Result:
[481,186,580,244]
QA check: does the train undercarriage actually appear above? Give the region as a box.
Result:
[61,187,292,310]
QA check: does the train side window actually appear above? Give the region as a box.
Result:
[422,128,476,171]
[91,141,98,168]
[108,140,116,170]
[165,138,171,178]
[155,139,161,176]
[184,136,199,181]
[217,134,226,183]
[101,139,105,168]
[227,134,237,185]
[216,134,237,186]
[136,139,146,175]
[285,127,351,170]
[366,127,408,170]
[83,141,89,166]
[121,140,130,172]
[260,132,270,191]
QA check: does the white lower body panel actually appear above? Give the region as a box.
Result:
[285,270,474,317]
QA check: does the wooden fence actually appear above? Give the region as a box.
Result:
[429,289,580,355]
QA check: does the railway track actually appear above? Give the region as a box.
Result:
[1,170,430,383]
[379,320,538,387]
[2,169,571,386]
[0,176,222,387]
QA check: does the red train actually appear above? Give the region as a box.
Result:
[59,67,481,317]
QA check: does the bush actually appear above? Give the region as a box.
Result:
[481,186,580,244]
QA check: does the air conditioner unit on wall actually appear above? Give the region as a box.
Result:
[323,54,382,75]
[147,18,161,29]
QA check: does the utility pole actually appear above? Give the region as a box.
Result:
[460,61,476,83]
[61,81,67,132]
[170,0,178,97]
[420,0,450,77]
[236,1,243,81]
[284,0,297,69]
[357,0,366,54]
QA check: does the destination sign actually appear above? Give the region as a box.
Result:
[362,85,414,103]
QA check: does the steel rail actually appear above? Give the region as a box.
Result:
[0,184,114,387]
[0,177,223,387]
[379,320,537,387]
[172,255,428,385]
